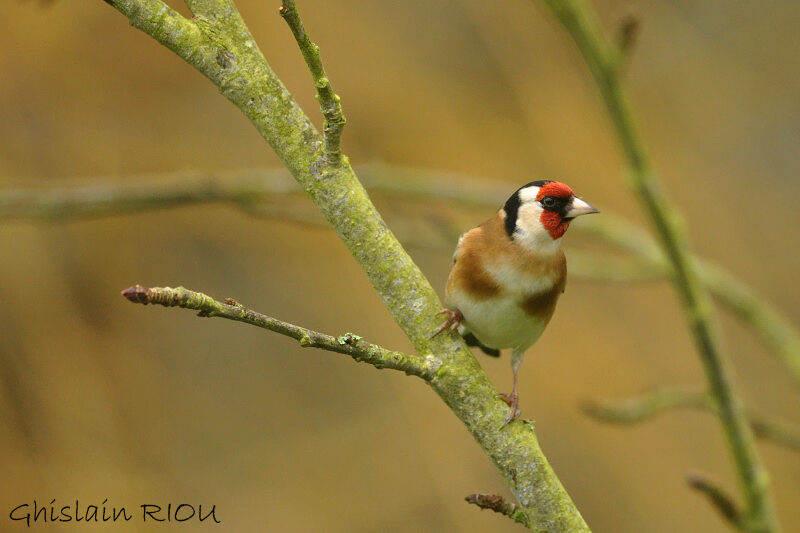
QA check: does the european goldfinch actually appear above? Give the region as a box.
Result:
[434,180,598,424]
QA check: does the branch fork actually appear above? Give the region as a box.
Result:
[279,0,346,166]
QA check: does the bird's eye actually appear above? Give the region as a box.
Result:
[542,197,557,209]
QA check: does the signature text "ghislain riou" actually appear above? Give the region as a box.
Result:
[9,500,220,526]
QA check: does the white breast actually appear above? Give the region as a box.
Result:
[444,216,564,353]
[484,262,556,295]
[447,290,547,351]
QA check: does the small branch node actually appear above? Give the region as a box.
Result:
[299,332,313,347]
[465,493,529,527]
[338,332,362,346]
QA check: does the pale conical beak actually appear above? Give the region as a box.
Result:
[565,197,600,218]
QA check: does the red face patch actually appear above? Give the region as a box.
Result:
[539,210,571,240]
[535,181,574,201]
[537,181,574,240]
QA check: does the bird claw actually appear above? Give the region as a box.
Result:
[497,392,514,406]
[497,392,521,427]
[430,308,463,338]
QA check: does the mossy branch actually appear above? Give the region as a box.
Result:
[4,165,798,388]
[583,387,800,452]
[121,285,438,379]
[537,1,780,530]
[101,1,589,530]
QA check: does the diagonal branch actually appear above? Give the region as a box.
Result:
[101,2,590,530]
[121,285,438,379]
[105,0,202,56]
[280,0,346,166]
[583,386,800,452]
[536,1,779,530]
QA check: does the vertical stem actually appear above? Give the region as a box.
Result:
[538,1,779,531]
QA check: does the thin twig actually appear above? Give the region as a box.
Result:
[121,285,439,380]
[583,387,800,452]
[0,169,291,221]
[582,386,709,423]
[280,0,346,166]
[615,14,639,61]
[3,165,798,386]
[465,493,531,528]
[537,1,779,530]
[687,471,743,529]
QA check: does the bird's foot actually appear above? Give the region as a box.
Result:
[430,308,463,338]
[498,391,521,427]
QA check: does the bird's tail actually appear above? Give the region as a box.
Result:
[461,332,501,357]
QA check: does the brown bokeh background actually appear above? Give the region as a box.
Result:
[2,1,799,531]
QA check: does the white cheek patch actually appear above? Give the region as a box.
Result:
[515,202,562,253]
[516,202,545,235]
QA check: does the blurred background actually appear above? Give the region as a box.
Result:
[1,0,799,531]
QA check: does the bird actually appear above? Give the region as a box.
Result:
[433,180,598,425]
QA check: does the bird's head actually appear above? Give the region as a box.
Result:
[501,180,598,251]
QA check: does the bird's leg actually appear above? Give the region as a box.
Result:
[498,372,521,426]
[430,308,463,338]
[499,350,523,426]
